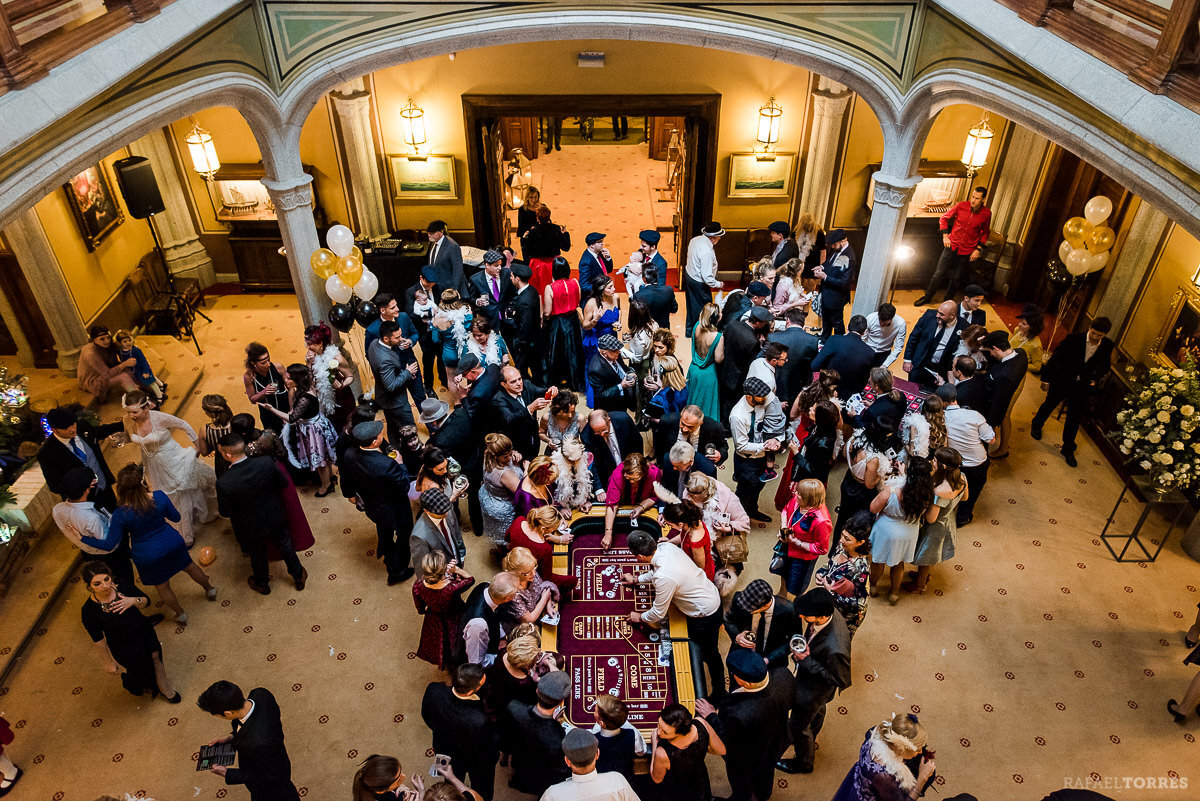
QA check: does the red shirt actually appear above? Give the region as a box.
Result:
[939,201,992,255]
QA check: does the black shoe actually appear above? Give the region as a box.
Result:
[1030,425,1043,441]
[956,514,973,527]
[294,567,308,591]
[776,758,813,774]
[748,510,772,523]
[165,691,182,704]
[247,577,271,595]
[1063,451,1078,468]
[1168,699,1187,723]
[387,567,415,586]
[913,295,931,307]
[1186,631,1199,649]
[147,613,165,627]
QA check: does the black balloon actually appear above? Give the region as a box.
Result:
[355,300,379,327]
[1046,259,1071,286]
[328,303,355,332]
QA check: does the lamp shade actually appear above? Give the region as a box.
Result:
[400,97,426,151]
[185,122,220,178]
[757,96,782,147]
[961,113,993,171]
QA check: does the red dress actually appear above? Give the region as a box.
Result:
[530,258,556,296]
[412,575,476,668]
[774,416,816,511]
[267,459,315,559]
[507,517,578,592]
[681,523,716,581]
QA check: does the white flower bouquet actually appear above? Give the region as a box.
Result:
[1113,358,1200,491]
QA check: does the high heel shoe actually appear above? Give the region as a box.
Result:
[174,612,188,625]
[166,691,182,704]
[1167,699,1187,723]
[315,476,338,498]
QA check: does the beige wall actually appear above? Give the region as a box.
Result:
[1121,223,1200,361]
[35,148,156,323]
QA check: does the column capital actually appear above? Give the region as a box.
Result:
[262,175,314,212]
[871,173,922,209]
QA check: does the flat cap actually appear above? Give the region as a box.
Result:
[742,377,772,398]
[795,587,835,617]
[748,306,774,323]
[727,648,768,683]
[483,249,503,264]
[768,221,790,236]
[586,232,606,245]
[537,670,572,701]
[352,420,384,445]
[826,228,847,243]
[638,229,661,245]
[457,353,482,373]
[511,262,533,280]
[420,267,439,284]
[734,579,775,615]
[419,489,454,515]
[982,330,1011,350]
[561,727,599,762]
[747,281,771,298]
[597,334,622,352]
[45,407,78,430]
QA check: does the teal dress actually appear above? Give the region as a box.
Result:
[686,326,722,422]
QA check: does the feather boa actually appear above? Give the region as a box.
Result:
[901,411,931,458]
[796,231,815,264]
[310,345,341,418]
[551,449,593,510]
[442,306,473,353]
[866,727,918,795]
[465,332,503,366]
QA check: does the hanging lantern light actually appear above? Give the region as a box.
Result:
[400,97,427,154]
[756,96,783,152]
[185,120,220,179]
[961,112,993,179]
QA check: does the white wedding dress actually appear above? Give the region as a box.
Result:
[130,411,216,546]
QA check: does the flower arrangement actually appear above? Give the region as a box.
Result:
[1114,357,1200,492]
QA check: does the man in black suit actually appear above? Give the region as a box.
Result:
[724,579,798,668]
[586,334,637,413]
[815,228,856,342]
[217,434,307,595]
[198,681,299,801]
[577,232,613,298]
[426,219,469,296]
[580,409,637,499]
[432,357,499,537]
[653,405,728,469]
[506,671,573,796]
[40,406,123,511]
[720,306,771,422]
[460,573,520,666]
[662,440,718,500]
[490,366,551,461]
[769,308,820,408]
[1031,316,1113,468]
[951,356,990,413]
[404,267,444,388]
[767,220,800,269]
[340,421,414,584]
[903,300,963,388]
[811,314,875,400]
[503,262,542,383]
[632,265,678,328]
[695,651,794,801]
[958,284,987,327]
[718,288,751,332]
[369,320,423,444]
[777,588,853,775]
[981,329,1028,458]
[468,249,513,329]
[421,664,498,800]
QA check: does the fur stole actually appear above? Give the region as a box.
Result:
[551,449,592,510]
[866,728,918,795]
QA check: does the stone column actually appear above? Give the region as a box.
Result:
[1094,200,1170,333]
[3,207,89,375]
[851,173,923,317]
[988,125,1049,243]
[261,174,327,327]
[329,79,389,239]
[799,76,853,228]
[128,128,216,286]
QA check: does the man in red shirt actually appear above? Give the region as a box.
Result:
[915,186,992,306]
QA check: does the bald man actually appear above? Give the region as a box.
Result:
[903,300,964,388]
[580,410,638,499]
[489,365,552,460]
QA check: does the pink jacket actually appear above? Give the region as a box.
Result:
[606,463,663,508]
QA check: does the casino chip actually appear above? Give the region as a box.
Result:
[608,657,619,667]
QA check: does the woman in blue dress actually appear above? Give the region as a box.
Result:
[581,275,621,405]
[685,302,724,422]
[81,463,216,625]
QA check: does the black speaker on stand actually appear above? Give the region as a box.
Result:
[113,156,209,355]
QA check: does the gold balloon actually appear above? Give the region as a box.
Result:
[1062,217,1088,249]
[197,546,217,567]
[310,248,338,279]
[350,245,363,263]
[337,254,364,288]
[1086,225,1115,253]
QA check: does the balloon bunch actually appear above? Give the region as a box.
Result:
[310,224,381,332]
[1058,196,1115,277]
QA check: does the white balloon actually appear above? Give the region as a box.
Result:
[325,273,353,304]
[1087,251,1110,274]
[1058,240,1073,264]
[354,269,379,300]
[326,225,355,258]
[1065,248,1090,276]
[1083,195,1113,226]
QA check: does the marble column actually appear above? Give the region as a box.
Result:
[851,173,923,317]
[1094,200,1170,333]
[799,76,853,228]
[330,79,389,239]
[988,125,1049,242]
[128,129,216,286]
[3,207,89,375]
[261,174,327,327]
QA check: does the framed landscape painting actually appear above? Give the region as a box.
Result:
[388,155,458,200]
[63,163,123,251]
[727,152,795,199]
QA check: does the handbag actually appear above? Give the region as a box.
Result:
[768,538,787,575]
[713,566,738,597]
[714,531,749,564]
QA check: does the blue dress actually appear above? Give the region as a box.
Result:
[582,305,620,367]
[686,327,722,422]
[84,491,190,586]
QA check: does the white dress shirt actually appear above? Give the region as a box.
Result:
[943,404,995,467]
[729,396,768,458]
[539,768,640,801]
[637,542,720,626]
[52,501,112,555]
[930,322,957,364]
[864,312,907,367]
[685,234,722,288]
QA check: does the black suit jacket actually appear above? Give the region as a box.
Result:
[587,352,636,412]
[661,454,717,499]
[769,326,820,405]
[792,611,853,710]
[421,682,497,763]
[811,334,875,399]
[504,284,541,351]
[581,411,638,493]
[217,456,287,543]
[818,244,857,310]
[985,350,1029,426]
[704,668,795,790]
[771,237,800,269]
[720,320,764,391]
[954,374,990,413]
[369,340,419,414]
[506,701,570,795]
[404,281,440,337]
[653,414,728,467]
[38,419,124,502]
[340,447,411,526]
[429,235,469,296]
[904,310,963,382]
[719,292,752,331]
[225,687,298,801]
[1044,333,1113,389]
[470,268,514,329]
[633,284,678,329]
[723,596,798,665]
[957,304,986,328]
[490,385,544,461]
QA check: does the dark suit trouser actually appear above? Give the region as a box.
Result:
[1032,383,1088,455]
[683,273,712,337]
[789,695,833,769]
[464,464,484,536]
[370,506,412,579]
[833,472,873,538]
[734,454,767,516]
[820,302,846,343]
[248,525,304,586]
[924,247,972,300]
[909,361,943,389]
[727,756,776,801]
[686,607,725,699]
[870,350,890,368]
[513,342,542,384]
[958,460,989,525]
[383,405,416,448]
[451,753,497,801]
[418,333,445,389]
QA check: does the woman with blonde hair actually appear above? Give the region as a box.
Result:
[412,551,474,669]
[483,632,541,767]
[513,455,558,517]
[795,211,827,293]
[432,288,473,381]
[770,256,808,318]
[507,506,576,591]
[831,712,935,801]
[686,302,725,421]
[501,547,560,624]
[777,478,832,598]
[480,433,525,548]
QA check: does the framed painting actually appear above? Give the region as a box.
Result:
[727,152,795,198]
[388,155,458,200]
[1152,287,1200,368]
[63,163,124,251]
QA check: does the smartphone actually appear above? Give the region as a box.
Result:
[429,753,452,777]
[544,389,554,400]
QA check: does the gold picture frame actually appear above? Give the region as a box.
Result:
[727,152,795,199]
[63,163,124,251]
[1151,286,1200,368]
[388,155,458,201]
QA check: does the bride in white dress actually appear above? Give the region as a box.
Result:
[121,390,216,546]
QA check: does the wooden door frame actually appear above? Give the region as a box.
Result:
[462,94,721,264]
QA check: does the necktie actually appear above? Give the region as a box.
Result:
[805,622,815,641]
[749,411,759,442]
[232,720,242,733]
[491,277,499,301]
[607,434,621,467]
[71,438,88,463]
[755,612,767,652]
[438,520,456,554]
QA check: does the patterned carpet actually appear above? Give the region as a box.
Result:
[1,293,1198,801]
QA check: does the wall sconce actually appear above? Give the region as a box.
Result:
[185,119,220,179]
[400,97,427,156]
[1190,264,1200,288]
[961,111,993,180]
[756,96,783,159]
[889,244,916,304]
